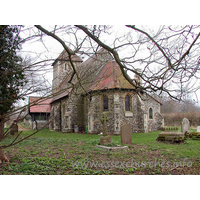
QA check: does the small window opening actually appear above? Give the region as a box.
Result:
[125,95,130,111]
[149,108,153,119]
[103,95,109,111]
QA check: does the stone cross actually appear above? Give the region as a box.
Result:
[100,113,109,136]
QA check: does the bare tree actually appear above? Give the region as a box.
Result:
[1,25,200,162]
[34,25,200,102]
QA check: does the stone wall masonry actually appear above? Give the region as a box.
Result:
[61,94,81,133]
[51,50,114,133]
[49,107,54,130]
[85,90,147,135]
[143,93,164,132]
[50,89,163,134]
[52,61,82,93]
[52,101,61,131]
[36,120,49,129]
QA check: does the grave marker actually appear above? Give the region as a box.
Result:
[74,125,79,133]
[181,118,190,134]
[100,113,112,145]
[100,113,109,136]
[157,131,185,143]
[121,124,132,144]
[10,123,18,135]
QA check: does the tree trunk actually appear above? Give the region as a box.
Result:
[0,118,4,139]
[0,118,9,163]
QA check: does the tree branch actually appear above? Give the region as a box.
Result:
[126,25,172,67]
[75,25,142,91]
[35,25,88,94]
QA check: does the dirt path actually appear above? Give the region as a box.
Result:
[18,124,32,131]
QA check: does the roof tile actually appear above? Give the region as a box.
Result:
[87,60,135,91]
[29,97,52,113]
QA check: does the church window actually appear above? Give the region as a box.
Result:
[103,95,109,111]
[65,64,67,71]
[149,108,153,119]
[125,95,130,111]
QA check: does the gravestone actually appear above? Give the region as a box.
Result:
[32,121,37,130]
[181,118,190,134]
[157,132,185,143]
[121,124,132,144]
[100,113,112,145]
[197,126,200,132]
[10,123,18,135]
[74,125,79,133]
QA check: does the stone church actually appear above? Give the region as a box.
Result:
[49,48,164,134]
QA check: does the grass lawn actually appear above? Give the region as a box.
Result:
[0,129,200,175]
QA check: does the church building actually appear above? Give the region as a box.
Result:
[49,48,164,134]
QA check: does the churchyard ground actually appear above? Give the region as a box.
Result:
[0,128,200,175]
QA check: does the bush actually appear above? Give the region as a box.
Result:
[162,112,200,127]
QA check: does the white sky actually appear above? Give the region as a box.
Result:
[20,25,160,79]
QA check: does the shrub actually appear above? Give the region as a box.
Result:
[162,112,200,127]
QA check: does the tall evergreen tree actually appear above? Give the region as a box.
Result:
[0,25,26,156]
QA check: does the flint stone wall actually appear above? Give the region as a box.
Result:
[143,93,164,132]
[50,89,163,134]
[84,90,163,134]
[35,120,49,129]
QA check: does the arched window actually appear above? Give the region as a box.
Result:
[125,95,130,111]
[103,95,109,111]
[149,108,153,119]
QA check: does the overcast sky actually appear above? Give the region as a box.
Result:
[19,25,200,104]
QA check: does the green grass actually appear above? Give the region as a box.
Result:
[3,129,200,159]
[1,129,200,175]
[131,131,200,158]
[22,129,102,140]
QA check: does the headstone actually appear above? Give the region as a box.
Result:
[74,125,79,133]
[197,126,200,132]
[121,124,132,144]
[32,121,37,130]
[10,123,18,135]
[181,118,190,134]
[156,131,185,143]
[100,113,112,145]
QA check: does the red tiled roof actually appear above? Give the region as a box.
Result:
[87,60,135,92]
[29,97,52,113]
[51,48,113,103]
